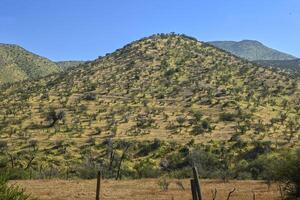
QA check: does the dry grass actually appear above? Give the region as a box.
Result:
[11,179,280,200]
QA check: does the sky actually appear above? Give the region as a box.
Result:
[0,0,299,61]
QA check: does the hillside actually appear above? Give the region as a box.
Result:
[0,34,299,180]
[56,60,85,71]
[209,40,297,61]
[255,59,300,74]
[0,44,62,84]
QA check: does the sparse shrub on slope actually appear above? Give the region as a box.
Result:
[219,112,236,122]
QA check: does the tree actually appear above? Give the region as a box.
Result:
[189,149,220,178]
[192,111,203,122]
[115,143,130,180]
[45,108,65,127]
[219,112,236,122]
[272,149,300,199]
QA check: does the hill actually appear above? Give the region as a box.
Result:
[0,33,299,180]
[0,44,62,84]
[56,60,86,71]
[209,40,297,61]
[255,59,300,74]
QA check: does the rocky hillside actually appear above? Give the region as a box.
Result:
[209,40,297,61]
[0,34,299,179]
[0,44,61,84]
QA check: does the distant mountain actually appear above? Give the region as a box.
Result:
[56,60,86,71]
[255,59,300,74]
[0,43,62,84]
[208,40,297,61]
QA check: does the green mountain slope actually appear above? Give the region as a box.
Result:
[0,34,299,179]
[56,60,86,71]
[209,40,297,61]
[0,44,62,84]
[255,59,300,74]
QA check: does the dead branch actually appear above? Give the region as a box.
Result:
[278,184,284,200]
[115,145,130,180]
[24,156,35,170]
[175,180,185,190]
[211,188,217,200]
[226,188,236,200]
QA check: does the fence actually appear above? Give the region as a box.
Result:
[94,166,254,200]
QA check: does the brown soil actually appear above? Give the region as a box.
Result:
[11,179,280,200]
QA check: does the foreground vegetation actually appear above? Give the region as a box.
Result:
[272,149,300,199]
[3,144,300,198]
[0,175,35,200]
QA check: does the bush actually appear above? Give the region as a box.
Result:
[219,112,236,121]
[1,169,31,180]
[0,175,35,200]
[189,149,220,178]
[191,124,205,135]
[76,167,98,179]
[169,167,192,179]
[192,111,203,122]
[157,178,170,191]
[134,158,160,178]
[191,119,212,135]
[0,140,8,150]
[272,149,300,199]
[136,139,162,157]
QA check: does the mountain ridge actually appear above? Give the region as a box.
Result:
[0,43,62,84]
[208,40,297,61]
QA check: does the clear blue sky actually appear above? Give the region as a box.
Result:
[1,0,299,61]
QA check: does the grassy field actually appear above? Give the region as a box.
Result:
[11,179,280,200]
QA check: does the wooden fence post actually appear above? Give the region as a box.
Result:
[192,167,203,200]
[96,171,101,200]
[190,179,198,200]
[252,190,256,200]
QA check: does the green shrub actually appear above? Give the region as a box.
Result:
[191,124,205,135]
[0,175,35,200]
[157,177,170,191]
[219,112,236,121]
[1,169,31,180]
[189,149,220,178]
[272,149,300,199]
[134,158,160,178]
[76,167,98,179]
[169,167,192,179]
[192,111,203,121]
